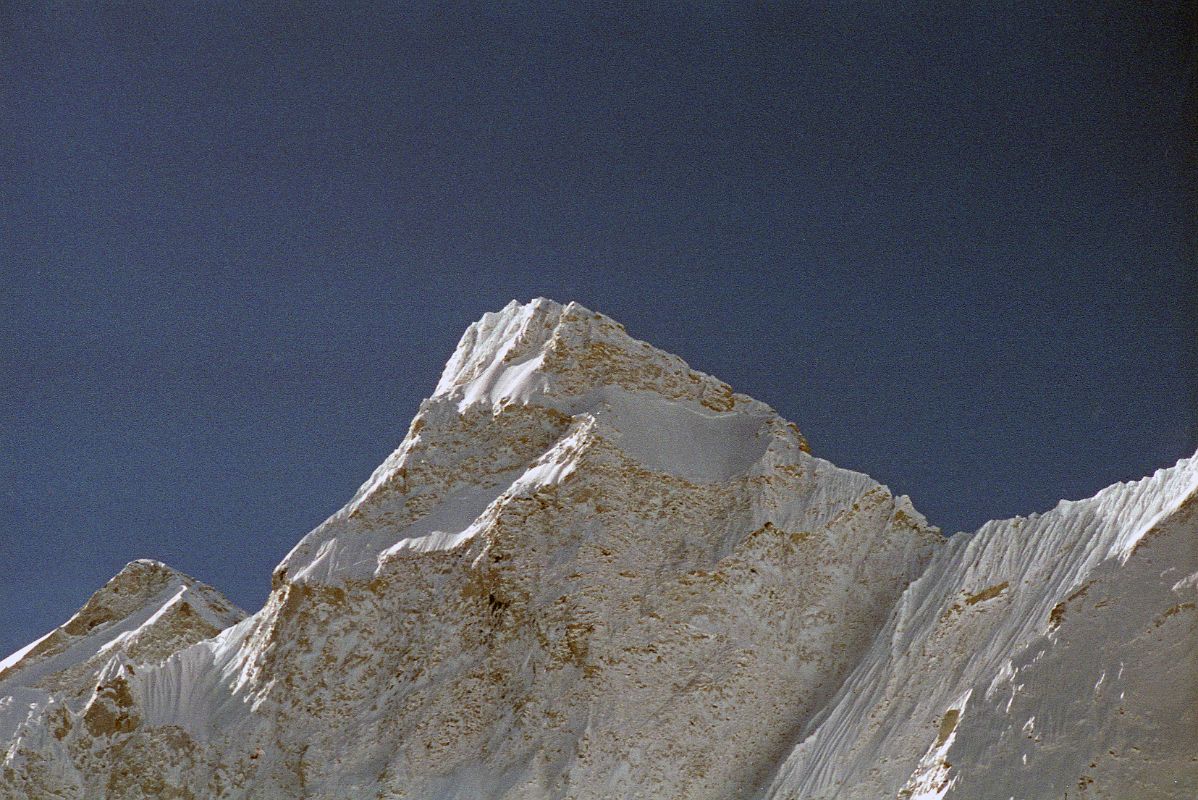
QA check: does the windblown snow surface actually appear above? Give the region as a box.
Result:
[2,299,1194,800]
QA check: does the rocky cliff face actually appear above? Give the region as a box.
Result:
[2,299,1193,800]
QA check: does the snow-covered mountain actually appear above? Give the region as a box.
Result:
[2,299,1193,799]
[0,560,245,786]
[765,451,1198,800]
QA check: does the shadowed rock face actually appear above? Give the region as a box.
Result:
[2,299,1193,800]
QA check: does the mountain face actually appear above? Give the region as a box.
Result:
[0,560,245,791]
[766,453,1198,800]
[1,299,1193,800]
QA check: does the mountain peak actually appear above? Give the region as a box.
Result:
[433,297,570,403]
[0,560,243,699]
[432,298,758,418]
[278,299,820,584]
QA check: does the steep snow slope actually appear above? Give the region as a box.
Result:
[1,299,940,798]
[763,454,1198,800]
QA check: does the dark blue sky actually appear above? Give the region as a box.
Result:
[2,2,1194,657]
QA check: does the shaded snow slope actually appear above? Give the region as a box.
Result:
[763,454,1198,800]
